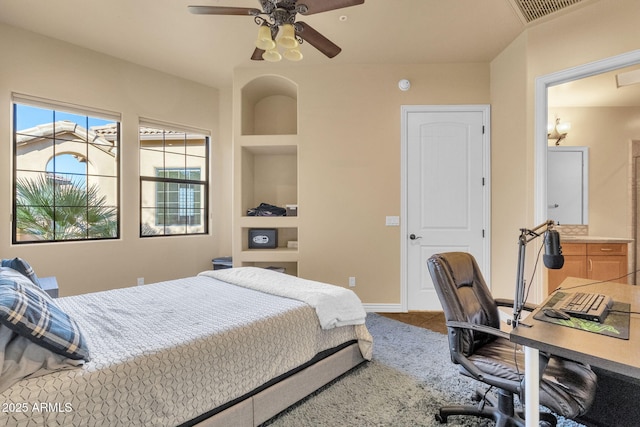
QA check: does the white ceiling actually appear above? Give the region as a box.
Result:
[1,0,637,106]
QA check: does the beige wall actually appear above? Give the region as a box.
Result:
[234,64,490,304]
[0,23,229,296]
[489,0,640,301]
[489,33,530,300]
[2,0,639,306]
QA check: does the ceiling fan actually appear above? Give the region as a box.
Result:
[188,0,365,62]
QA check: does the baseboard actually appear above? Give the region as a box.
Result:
[363,303,404,313]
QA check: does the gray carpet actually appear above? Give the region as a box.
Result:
[263,313,586,427]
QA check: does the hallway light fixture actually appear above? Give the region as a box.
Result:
[547,117,571,145]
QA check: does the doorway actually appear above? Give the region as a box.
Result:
[535,50,640,300]
[633,140,640,285]
[401,105,491,311]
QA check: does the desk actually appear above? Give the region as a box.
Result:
[510,278,640,427]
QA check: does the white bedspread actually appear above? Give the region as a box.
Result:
[200,267,367,329]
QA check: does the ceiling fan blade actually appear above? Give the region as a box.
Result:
[188,6,261,16]
[298,0,364,15]
[251,48,265,61]
[296,22,341,58]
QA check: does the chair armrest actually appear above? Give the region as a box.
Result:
[494,298,537,312]
[39,276,59,298]
[445,320,510,340]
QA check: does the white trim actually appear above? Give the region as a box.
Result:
[400,105,492,310]
[139,117,211,136]
[534,49,640,301]
[12,92,121,121]
[363,303,404,313]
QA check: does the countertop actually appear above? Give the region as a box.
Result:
[559,236,633,244]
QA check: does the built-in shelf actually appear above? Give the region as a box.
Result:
[236,135,298,151]
[233,74,300,275]
[240,249,299,265]
[238,216,299,227]
[241,75,297,136]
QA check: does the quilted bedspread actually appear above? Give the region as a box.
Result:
[0,275,372,426]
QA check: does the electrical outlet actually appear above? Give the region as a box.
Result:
[137,277,144,286]
[348,277,356,287]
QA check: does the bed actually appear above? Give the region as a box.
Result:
[0,261,372,426]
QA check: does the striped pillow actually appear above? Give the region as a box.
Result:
[1,257,41,288]
[0,277,90,361]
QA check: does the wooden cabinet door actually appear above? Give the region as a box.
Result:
[547,242,628,292]
[548,255,588,293]
[547,243,586,293]
[588,255,627,284]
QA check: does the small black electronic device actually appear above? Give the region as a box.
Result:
[543,308,571,320]
[248,228,278,249]
[543,229,564,269]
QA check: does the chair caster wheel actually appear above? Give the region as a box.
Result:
[539,413,557,427]
[435,413,447,424]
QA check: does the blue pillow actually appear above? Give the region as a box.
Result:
[1,257,41,288]
[0,277,90,361]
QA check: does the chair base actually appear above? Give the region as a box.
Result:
[435,388,557,427]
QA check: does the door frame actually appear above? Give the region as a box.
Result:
[534,49,640,301]
[400,105,492,312]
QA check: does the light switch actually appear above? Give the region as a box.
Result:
[385,216,400,226]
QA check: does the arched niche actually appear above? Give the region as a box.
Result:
[241,75,298,135]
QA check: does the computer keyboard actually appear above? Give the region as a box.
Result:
[552,292,613,323]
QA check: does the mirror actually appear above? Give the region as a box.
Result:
[547,146,588,225]
[535,50,640,229]
[542,55,640,231]
[537,50,640,286]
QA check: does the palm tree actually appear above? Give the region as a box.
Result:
[15,175,117,241]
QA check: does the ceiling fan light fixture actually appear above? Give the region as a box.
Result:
[255,24,276,51]
[283,47,303,62]
[278,24,299,49]
[262,48,282,62]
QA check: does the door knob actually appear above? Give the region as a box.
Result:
[409,234,422,240]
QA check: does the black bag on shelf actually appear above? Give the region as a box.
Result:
[247,203,287,217]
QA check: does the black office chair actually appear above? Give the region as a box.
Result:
[427,252,597,427]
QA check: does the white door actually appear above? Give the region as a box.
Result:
[402,106,490,310]
[547,147,588,225]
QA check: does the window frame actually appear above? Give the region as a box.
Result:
[12,95,121,244]
[153,167,203,227]
[138,120,210,238]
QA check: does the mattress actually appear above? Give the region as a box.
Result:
[0,274,371,426]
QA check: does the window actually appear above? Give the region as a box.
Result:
[155,168,202,226]
[139,122,209,237]
[12,97,120,243]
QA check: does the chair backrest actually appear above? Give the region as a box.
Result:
[427,252,501,357]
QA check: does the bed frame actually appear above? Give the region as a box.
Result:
[191,342,365,426]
